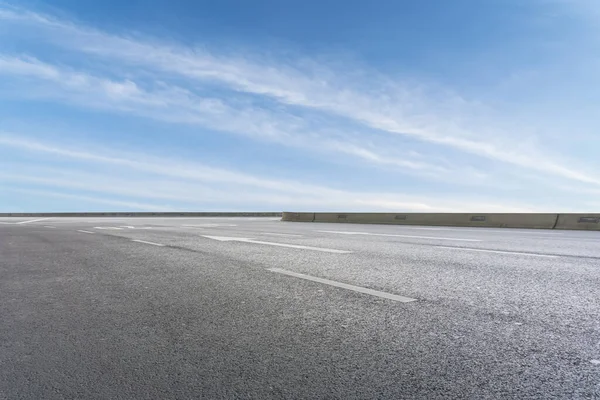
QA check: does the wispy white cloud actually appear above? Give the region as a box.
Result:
[1,3,599,213]
[0,169,439,211]
[0,134,331,195]
[0,186,177,211]
[0,55,453,176]
[0,134,544,212]
[1,5,597,188]
[0,171,538,213]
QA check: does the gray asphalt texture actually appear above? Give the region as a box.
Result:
[1,217,599,399]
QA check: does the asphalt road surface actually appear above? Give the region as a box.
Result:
[1,217,599,399]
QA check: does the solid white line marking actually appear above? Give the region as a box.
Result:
[261,232,304,237]
[77,230,95,234]
[94,227,123,230]
[408,227,563,235]
[202,235,351,253]
[437,246,558,258]
[17,218,52,224]
[0,221,14,224]
[268,268,417,303]
[318,230,481,242]
[132,239,165,247]
[44,226,56,228]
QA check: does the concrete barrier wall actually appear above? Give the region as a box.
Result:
[285,212,600,231]
[281,212,315,222]
[310,213,559,229]
[0,212,282,218]
[554,214,600,231]
[4,211,599,230]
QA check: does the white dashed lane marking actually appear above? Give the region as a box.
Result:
[318,230,481,242]
[17,218,53,224]
[437,246,558,258]
[131,239,165,247]
[182,224,237,227]
[77,230,95,234]
[203,235,351,253]
[268,268,417,303]
[260,232,304,237]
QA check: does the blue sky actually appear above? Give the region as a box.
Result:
[1,0,599,212]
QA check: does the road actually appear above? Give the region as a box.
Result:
[1,217,599,399]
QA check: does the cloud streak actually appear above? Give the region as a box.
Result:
[0,186,177,211]
[1,3,599,212]
[0,55,451,176]
[1,4,598,187]
[0,134,543,212]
